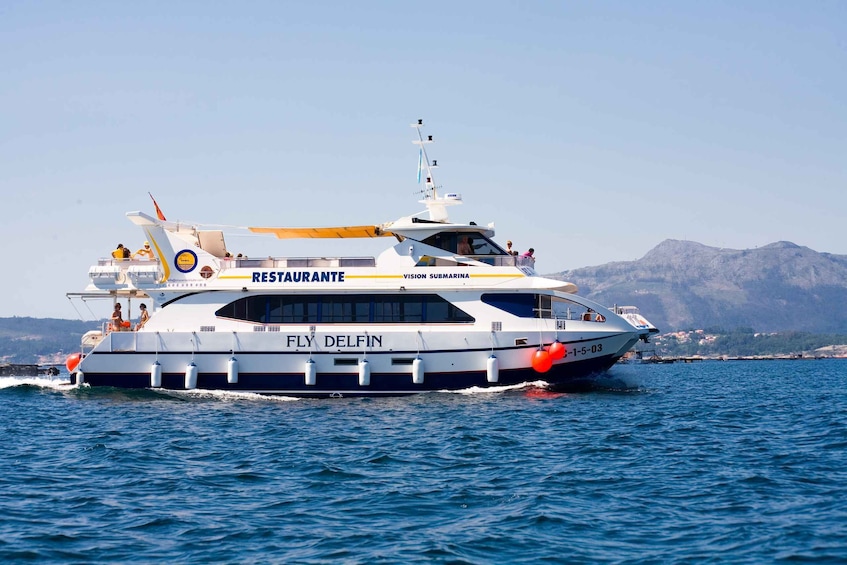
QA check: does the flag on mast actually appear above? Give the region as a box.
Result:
[416,148,423,184]
[148,192,167,221]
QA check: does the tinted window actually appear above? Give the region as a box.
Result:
[421,232,506,255]
[482,293,538,318]
[215,294,473,324]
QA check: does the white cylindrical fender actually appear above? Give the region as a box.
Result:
[227,357,239,384]
[150,361,162,388]
[185,362,198,390]
[76,371,85,385]
[305,359,316,386]
[412,357,424,384]
[486,355,499,383]
[358,359,370,387]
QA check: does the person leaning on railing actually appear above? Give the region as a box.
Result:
[133,241,154,259]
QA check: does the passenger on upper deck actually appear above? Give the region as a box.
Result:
[112,244,127,260]
[506,240,518,256]
[520,248,535,265]
[133,241,154,259]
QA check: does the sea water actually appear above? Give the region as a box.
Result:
[1,360,845,563]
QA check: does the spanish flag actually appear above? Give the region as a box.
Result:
[148,192,167,221]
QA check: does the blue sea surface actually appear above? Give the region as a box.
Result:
[1,360,846,563]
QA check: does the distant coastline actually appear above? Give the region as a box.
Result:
[2,318,847,365]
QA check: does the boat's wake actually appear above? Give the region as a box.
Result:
[443,380,551,396]
[0,376,73,390]
[151,388,300,403]
[0,373,642,399]
[0,377,300,403]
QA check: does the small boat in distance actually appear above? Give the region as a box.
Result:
[66,120,658,396]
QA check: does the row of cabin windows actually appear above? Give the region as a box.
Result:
[214,292,587,325]
[215,294,475,324]
[481,293,588,319]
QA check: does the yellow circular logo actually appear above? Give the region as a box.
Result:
[174,250,198,273]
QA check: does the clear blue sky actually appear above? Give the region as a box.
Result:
[2,1,845,319]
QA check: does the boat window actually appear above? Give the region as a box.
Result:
[215,294,474,324]
[464,237,502,256]
[425,296,474,323]
[374,295,423,322]
[552,296,595,321]
[537,294,553,319]
[481,293,536,318]
[421,232,458,253]
[322,295,370,323]
[421,232,507,255]
[481,293,557,318]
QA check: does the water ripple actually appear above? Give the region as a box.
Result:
[1,361,846,562]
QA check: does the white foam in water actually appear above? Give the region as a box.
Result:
[444,380,550,395]
[0,376,75,390]
[152,388,300,402]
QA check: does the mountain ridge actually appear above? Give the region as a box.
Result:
[550,239,847,333]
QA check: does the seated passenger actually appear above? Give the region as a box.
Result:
[457,237,473,255]
[133,241,154,259]
[111,244,127,260]
[582,309,593,321]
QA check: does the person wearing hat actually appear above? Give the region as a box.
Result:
[505,240,518,256]
[133,241,154,259]
[135,303,150,330]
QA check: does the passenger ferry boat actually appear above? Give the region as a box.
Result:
[66,121,657,396]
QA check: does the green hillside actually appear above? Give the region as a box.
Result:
[0,317,101,364]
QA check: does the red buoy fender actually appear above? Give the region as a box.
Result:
[65,353,82,373]
[549,341,566,360]
[532,349,552,373]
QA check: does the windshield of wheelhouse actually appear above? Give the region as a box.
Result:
[419,231,512,257]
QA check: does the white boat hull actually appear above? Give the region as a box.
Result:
[73,327,640,396]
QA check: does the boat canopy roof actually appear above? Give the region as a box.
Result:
[248,225,392,239]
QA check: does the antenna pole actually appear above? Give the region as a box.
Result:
[411,119,437,199]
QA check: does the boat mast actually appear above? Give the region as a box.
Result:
[411,119,461,222]
[412,118,438,200]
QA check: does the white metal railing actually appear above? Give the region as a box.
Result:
[218,256,376,270]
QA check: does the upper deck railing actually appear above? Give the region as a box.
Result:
[93,253,536,287]
[97,254,533,270]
